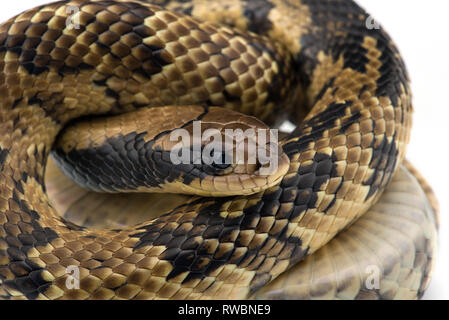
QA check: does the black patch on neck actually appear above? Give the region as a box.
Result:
[1,258,53,300]
[52,132,158,192]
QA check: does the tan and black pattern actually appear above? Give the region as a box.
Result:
[0,0,438,300]
[252,165,438,300]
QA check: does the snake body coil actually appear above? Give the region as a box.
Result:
[0,0,438,299]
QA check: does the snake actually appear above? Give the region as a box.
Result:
[0,0,439,300]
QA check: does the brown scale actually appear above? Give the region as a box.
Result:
[0,0,435,300]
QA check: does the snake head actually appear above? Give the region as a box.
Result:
[152,107,290,197]
[53,106,289,197]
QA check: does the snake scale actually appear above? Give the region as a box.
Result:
[0,0,439,300]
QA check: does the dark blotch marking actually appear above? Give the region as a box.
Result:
[131,186,309,292]
[1,187,59,299]
[374,40,409,107]
[52,132,160,192]
[296,0,408,108]
[28,96,43,107]
[363,134,399,199]
[283,101,353,156]
[51,110,211,193]
[13,178,24,195]
[105,88,120,100]
[296,0,370,86]
[281,152,340,217]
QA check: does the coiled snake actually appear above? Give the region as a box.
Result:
[0,0,439,299]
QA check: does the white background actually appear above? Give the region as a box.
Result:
[356,0,449,299]
[0,0,447,299]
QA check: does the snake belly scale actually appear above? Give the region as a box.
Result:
[0,0,438,300]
